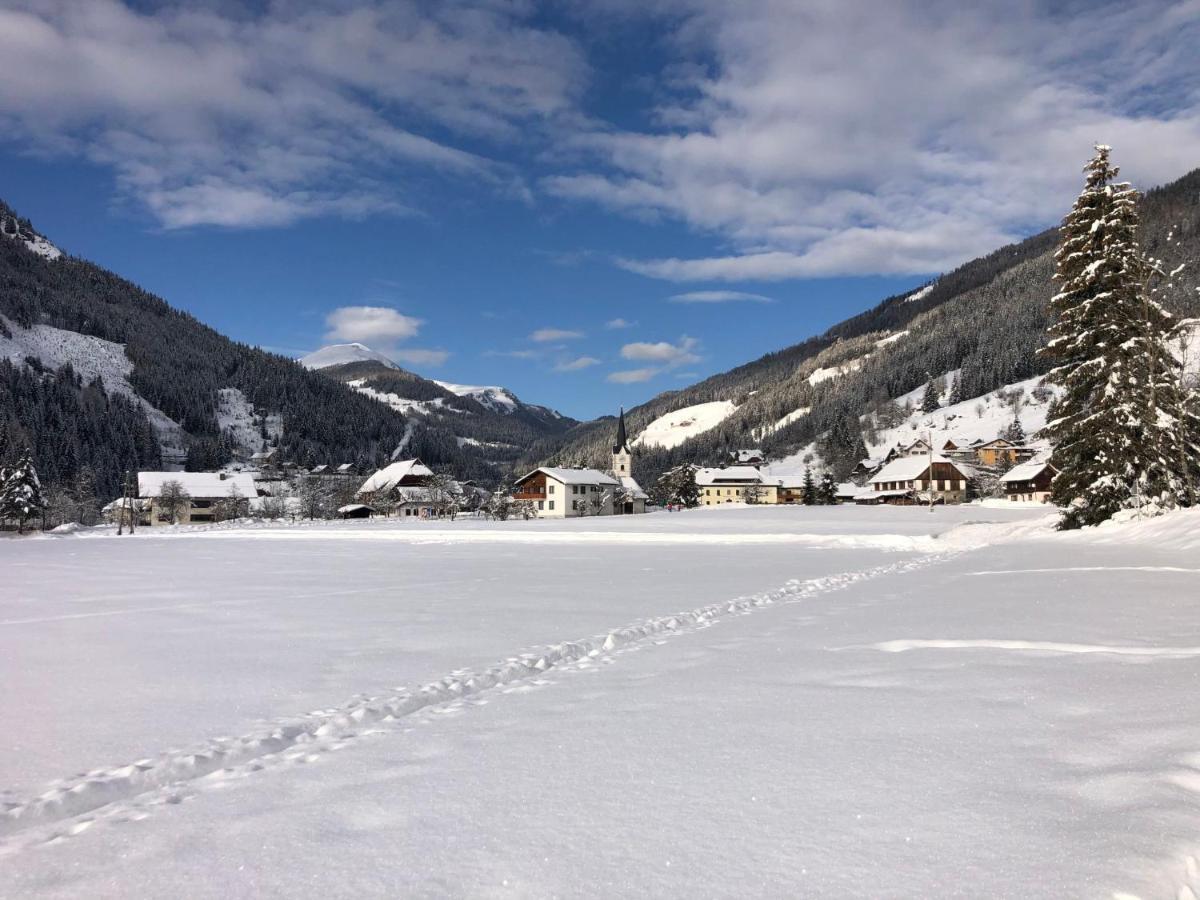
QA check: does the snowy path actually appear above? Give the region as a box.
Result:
[4,507,1200,897]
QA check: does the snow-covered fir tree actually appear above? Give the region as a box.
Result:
[1040,145,1199,528]
[0,448,46,533]
[920,378,941,413]
[1001,415,1025,444]
[801,467,817,506]
[818,471,838,505]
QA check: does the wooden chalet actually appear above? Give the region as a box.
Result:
[859,455,972,505]
[999,460,1058,503]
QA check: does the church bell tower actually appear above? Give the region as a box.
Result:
[612,407,633,477]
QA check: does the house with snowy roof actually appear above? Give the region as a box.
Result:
[999,459,1058,503]
[137,471,257,526]
[512,466,621,517]
[357,459,434,498]
[858,454,973,505]
[695,465,764,505]
[356,459,460,518]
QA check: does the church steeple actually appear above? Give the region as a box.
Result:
[613,407,631,454]
[612,408,633,476]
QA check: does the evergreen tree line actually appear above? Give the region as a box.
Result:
[0,359,160,498]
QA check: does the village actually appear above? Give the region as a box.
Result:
[96,405,1057,532]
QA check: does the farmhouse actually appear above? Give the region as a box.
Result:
[974,438,1036,468]
[999,460,1058,503]
[859,455,972,505]
[696,466,764,505]
[137,471,257,525]
[357,459,434,499]
[512,467,621,517]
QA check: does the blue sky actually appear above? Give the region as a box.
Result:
[2,1,1199,420]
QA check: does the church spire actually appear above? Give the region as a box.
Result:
[613,407,630,453]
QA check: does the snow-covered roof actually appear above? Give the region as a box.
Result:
[769,473,808,489]
[869,454,966,485]
[337,504,373,514]
[695,466,763,486]
[618,475,648,500]
[835,482,862,497]
[861,488,914,498]
[523,467,620,487]
[138,471,257,499]
[357,459,433,495]
[999,460,1056,484]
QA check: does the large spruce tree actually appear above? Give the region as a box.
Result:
[1041,145,1197,528]
[0,448,46,533]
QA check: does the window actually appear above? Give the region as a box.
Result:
[548,485,555,494]
[538,500,544,510]
[548,501,555,510]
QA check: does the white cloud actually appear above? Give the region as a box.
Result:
[620,336,700,367]
[484,349,541,360]
[607,367,659,383]
[554,355,601,372]
[530,327,584,342]
[549,0,1200,279]
[605,317,635,329]
[667,290,774,303]
[325,306,421,343]
[391,348,450,367]
[0,0,586,228]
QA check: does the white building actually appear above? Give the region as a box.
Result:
[137,471,257,525]
[695,465,764,505]
[512,466,621,517]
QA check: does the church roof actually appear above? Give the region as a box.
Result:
[613,407,631,454]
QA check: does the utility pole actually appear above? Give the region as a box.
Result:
[927,429,936,513]
[117,470,128,535]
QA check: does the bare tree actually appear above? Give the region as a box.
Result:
[156,479,191,524]
[295,476,333,520]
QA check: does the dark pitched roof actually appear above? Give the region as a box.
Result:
[613,407,631,454]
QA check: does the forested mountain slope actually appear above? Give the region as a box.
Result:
[529,166,1200,485]
[0,200,514,493]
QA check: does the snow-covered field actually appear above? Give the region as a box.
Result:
[4,505,1200,898]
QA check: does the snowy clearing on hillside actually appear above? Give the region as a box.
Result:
[215,388,282,457]
[434,381,520,413]
[866,373,1057,455]
[346,379,460,417]
[755,405,811,440]
[631,399,738,449]
[4,506,1200,897]
[770,372,1059,474]
[0,315,187,463]
[807,356,865,386]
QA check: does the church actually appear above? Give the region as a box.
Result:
[611,408,649,514]
[510,409,648,517]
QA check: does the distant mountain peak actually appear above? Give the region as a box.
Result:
[299,343,400,370]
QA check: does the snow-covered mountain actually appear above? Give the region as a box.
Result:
[305,350,578,471]
[299,343,400,371]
